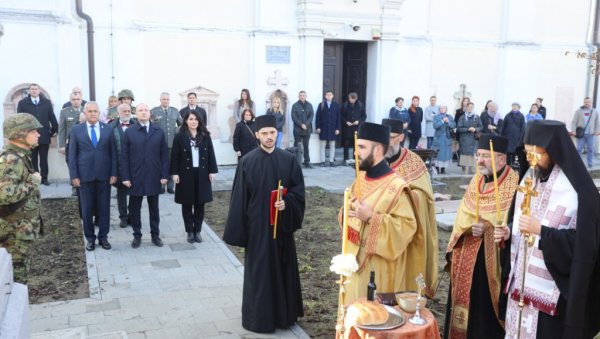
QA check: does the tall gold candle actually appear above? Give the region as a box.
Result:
[475,163,480,222]
[489,140,501,223]
[342,188,350,255]
[354,131,361,200]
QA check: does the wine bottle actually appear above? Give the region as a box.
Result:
[367,271,376,301]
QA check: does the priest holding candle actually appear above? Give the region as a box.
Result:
[444,134,519,339]
[381,118,438,297]
[223,115,306,334]
[338,122,419,306]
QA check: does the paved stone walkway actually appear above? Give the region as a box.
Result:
[31,154,599,338]
[33,169,312,339]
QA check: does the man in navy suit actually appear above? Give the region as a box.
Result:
[68,102,118,251]
[121,103,169,248]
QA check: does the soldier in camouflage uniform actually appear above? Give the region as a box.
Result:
[107,89,136,122]
[0,113,43,283]
[150,92,182,193]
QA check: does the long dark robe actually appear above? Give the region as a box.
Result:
[223,146,305,333]
[499,120,600,338]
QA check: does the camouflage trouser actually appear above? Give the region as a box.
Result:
[0,218,38,283]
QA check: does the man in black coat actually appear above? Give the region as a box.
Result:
[179,92,207,125]
[121,103,169,248]
[340,92,366,163]
[17,83,58,185]
[290,90,314,167]
[501,102,526,166]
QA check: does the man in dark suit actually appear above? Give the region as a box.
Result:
[17,83,58,185]
[179,92,207,125]
[121,103,169,248]
[110,103,137,228]
[68,102,118,251]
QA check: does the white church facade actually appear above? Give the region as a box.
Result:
[0,0,596,180]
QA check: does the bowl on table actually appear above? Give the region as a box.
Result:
[395,292,427,314]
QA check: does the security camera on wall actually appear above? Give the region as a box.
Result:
[351,24,360,32]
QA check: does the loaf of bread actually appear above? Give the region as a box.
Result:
[345,300,389,326]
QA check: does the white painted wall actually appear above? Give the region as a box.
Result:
[0,0,594,179]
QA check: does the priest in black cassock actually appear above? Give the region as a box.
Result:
[495,120,600,338]
[223,114,305,333]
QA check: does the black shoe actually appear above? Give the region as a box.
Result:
[41,179,50,186]
[131,238,141,249]
[303,163,313,169]
[119,220,128,228]
[99,239,112,250]
[160,189,166,194]
[330,162,336,167]
[167,188,175,194]
[194,232,203,243]
[86,241,95,251]
[152,236,164,247]
[187,232,195,243]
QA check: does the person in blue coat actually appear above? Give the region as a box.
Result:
[431,105,456,174]
[120,103,169,248]
[68,102,118,251]
[315,90,340,167]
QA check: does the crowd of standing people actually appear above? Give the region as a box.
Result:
[2,83,600,338]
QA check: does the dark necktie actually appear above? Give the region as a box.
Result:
[90,125,98,147]
[33,99,38,105]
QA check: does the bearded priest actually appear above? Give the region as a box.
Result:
[445,134,518,339]
[340,122,420,306]
[499,120,600,339]
[382,118,438,297]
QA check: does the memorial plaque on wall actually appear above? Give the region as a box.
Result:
[266,46,290,64]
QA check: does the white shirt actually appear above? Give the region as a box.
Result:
[191,139,199,168]
[31,96,40,105]
[86,121,100,142]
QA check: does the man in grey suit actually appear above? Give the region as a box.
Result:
[151,92,182,193]
[68,102,118,251]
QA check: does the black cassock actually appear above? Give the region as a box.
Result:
[223,147,305,333]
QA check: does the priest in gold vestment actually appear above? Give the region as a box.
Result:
[445,134,518,339]
[382,118,438,297]
[340,122,419,306]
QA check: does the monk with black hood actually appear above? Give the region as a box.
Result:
[223,114,305,333]
[497,120,600,338]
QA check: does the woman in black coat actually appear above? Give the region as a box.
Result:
[169,110,218,243]
[232,108,258,161]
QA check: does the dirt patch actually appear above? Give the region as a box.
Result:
[205,188,453,338]
[27,198,88,304]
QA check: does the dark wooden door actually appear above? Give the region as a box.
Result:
[323,42,343,102]
[342,42,368,107]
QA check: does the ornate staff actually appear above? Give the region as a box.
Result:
[515,147,540,338]
[273,180,282,239]
[354,131,361,200]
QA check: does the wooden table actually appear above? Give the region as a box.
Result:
[346,307,440,339]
